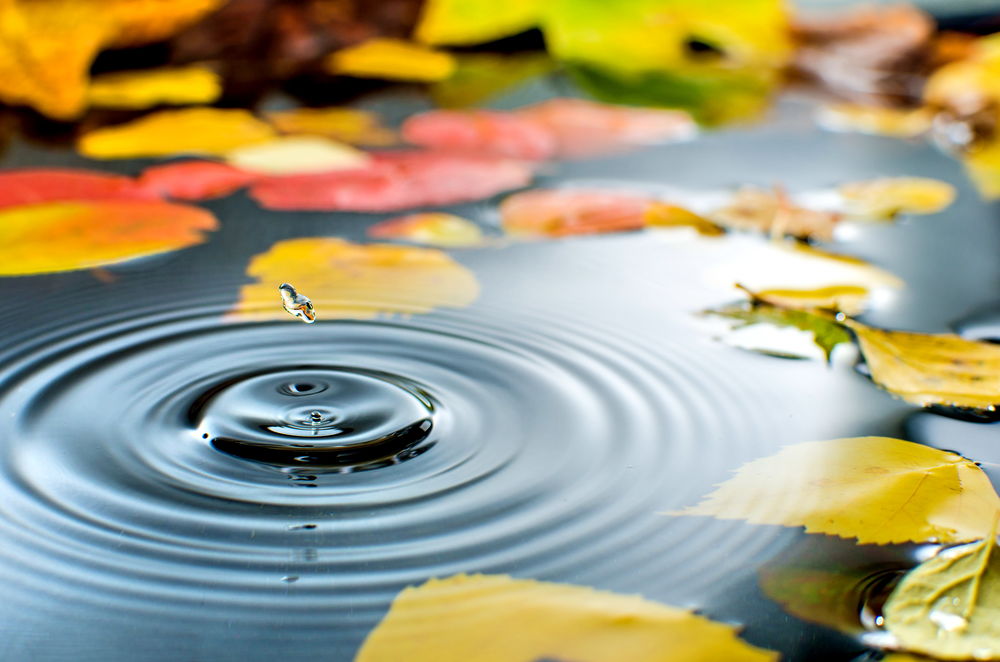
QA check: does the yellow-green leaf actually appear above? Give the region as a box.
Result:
[751,285,870,316]
[840,177,956,220]
[225,136,369,175]
[884,523,1000,660]
[356,574,778,662]
[430,53,554,108]
[230,238,479,321]
[78,108,276,159]
[325,38,456,82]
[87,65,221,109]
[415,0,541,46]
[704,300,853,361]
[672,437,1000,545]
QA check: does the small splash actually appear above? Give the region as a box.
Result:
[278,283,316,323]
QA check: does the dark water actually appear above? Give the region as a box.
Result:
[1,86,999,661]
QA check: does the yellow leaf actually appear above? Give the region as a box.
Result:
[230,238,479,321]
[751,284,870,316]
[644,202,724,236]
[415,0,541,46]
[326,38,456,82]
[844,319,1000,411]
[0,200,217,276]
[673,437,1000,545]
[884,521,1000,660]
[225,136,369,175]
[368,213,485,247]
[0,0,222,118]
[815,104,933,138]
[356,574,778,662]
[711,187,841,241]
[265,107,396,146]
[87,65,221,109]
[840,177,956,220]
[78,108,276,159]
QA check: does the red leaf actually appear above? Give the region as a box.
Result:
[401,110,556,160]
[138,160,259,200]
[0,168,155,210]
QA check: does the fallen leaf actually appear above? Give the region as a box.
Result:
[355,574,778,662]
[415,0,540,46]
[703,300,853,361]
[78,108,277,159]
[883,520,1000,660]
[250,151,533,212]
[749,285,870,316]
[368,213,485,247]
[0,168,155,209]
[815,105,933,138]
[0,200,217,276]
[844,318,1000,412]
[0,0,222,118]
[672,437,1000,545]
[137,160,259,200]
[87,65,221,109]
[226,136,370,175]
[325,38,456,82]
[265,108,396,146]
[430,53,554,109]
[711,187,841,241]
[402,110,556,160]
[643,202,724,236]
[500,189,653,237]
[840,177,956,220]
[230,238,479,320]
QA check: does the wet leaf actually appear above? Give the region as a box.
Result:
[884,523,1000,660]
[368,213,485,247]
[230,238,479,320]
[415,0,540,46]
[356,574,779,662]
[844,318,1000,412]
[250,151,533,212]
[137,160,258,200]
[815,105,933,138]
[673,437,1000,545]
[840,177,956,220]
[0,168,155,209]
[325,38,456,82]
[643,202,724,236]
[501,189,652,238]
[749,285,870,316]
[78,108,276,160]
[704,300,852,361]
[87,65,221,109]
[0,0,222,118]
[226,136,370,175]
[265,108,396,146]
[402,110,556,160]
[0,200,217,276]
[430,53,555,109]
[711,187,841,241]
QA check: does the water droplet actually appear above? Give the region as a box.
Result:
[278,283,316,324]
[929,609,968,633]
[280,575,299,583]
[287,524,317,531]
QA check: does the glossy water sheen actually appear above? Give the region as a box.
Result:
[0,89,999,661]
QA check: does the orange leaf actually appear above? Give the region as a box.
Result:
[500,189,653,237]
[0,200,217,276]
[368,213,485,247]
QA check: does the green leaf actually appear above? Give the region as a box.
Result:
[704,301,853,361]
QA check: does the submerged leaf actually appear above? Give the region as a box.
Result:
[78,108,276,159]
[226,136,370,175]
[402,110,556,160]
[500,189,652,237]
[0,168,155,209]
[231,238,479,320]
[884,524,1000,660]
[0,200,217,276]
[672,437,1000,545]
[711,187,841,241]
[368,213,485,247]
[325,38,456,82]
[87,65,221,109]
[415,0,540,46]
[265,108,396,146]
[356,574,778,662]
[844,319,1000,412]
[644,202,724,236]
[137,160,258,200]
[840,177,956,220]
[704,300,852,361]
[815,105,933,138]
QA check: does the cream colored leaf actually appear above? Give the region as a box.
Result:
[840,177,956,220]
[815,105,933,138]
[711,187,841,241]
[225,136,369,175]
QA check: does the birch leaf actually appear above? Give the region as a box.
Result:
[672,437,1000,545]
[325,38,456,82]
[226,136,370,175]
[430,53,554,109]
[138,160,258,200]
[415,0,541,46]
[368,213,485,247]
[265,108,396,146]
[840,177,956,220]
[500,189,652,237]
[644,202,724,236]
[402,110,556,160]
[750,285,870,316]
[711,187,841,241]
[703,300,852,361]
[87,65,221,109]
[815,105,933,138]
[356,574,778,662]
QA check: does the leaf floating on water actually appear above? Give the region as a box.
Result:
[883,520,1000,660]
[402,110,557,161]
[0,168,155,209]
[325,38,456,82]
[843,318,1000,412]
[430,53,554,109]
[415,0,540,46]
[250,151,533,212]
[0,200,217,276]
[78,108,276,159]
[231,238,479,320]
[711,187,841,241]
[500,189,652,238]
[0,0,222,118]
[750,285,870,316]
[644,202,725,236]
[265,108,396,146]
[704,300,853,361]
[355,574,779,662]
[368,213,485,247]
[137,160,258,200]
[840,177,956,220]
[815,105,933,138]
[278,283,316,324]
[226,136,370,175]
[672,437,1000,545]
[87,65,221,109]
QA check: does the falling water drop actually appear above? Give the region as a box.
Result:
[278,283,316,324]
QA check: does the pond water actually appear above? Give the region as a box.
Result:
[0,82,998,661]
